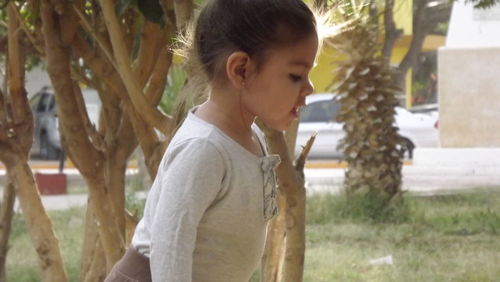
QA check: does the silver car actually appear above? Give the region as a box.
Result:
[295,94,439,159]
[29,88,62,160]
[29,87,101,160]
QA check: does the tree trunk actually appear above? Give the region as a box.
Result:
[83,237,107,282]
[261,120,300,282]
[17,0,193,278]
[0,4,69,280]
[80,207,98,281]
[9,162,68,281]
[105,150,129,238]
[40,2,126,268]
[84,174,125,270]
[260,122,313,282]
[0,175,16,282]
[382,0,403,59]
[261,193,286,282]
[393,0,451,95]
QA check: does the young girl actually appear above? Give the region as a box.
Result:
[106,0,318,281]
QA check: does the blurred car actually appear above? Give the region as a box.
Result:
[29,87,101,160]
[410,103,439,127]
[409,103,438,116]
[295,94,439,159]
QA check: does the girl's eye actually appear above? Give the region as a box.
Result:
[289,74,302,82]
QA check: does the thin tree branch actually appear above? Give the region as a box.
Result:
[145,45,173,106]
[132,21,166,88]
[173,0,193,31]
[10,2,45,56]
[397,0,428,75]
[71,64,95,89]
[72,33,161,160]
[159,0,176,29]
[0,88,7,123]
[72,84,106,152]
[295,133,316,172]
[98,0,173,136]
[73,5,116,70]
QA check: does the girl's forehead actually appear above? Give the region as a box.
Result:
[266,35,318,64]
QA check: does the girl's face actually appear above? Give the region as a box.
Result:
[242,33,318,131]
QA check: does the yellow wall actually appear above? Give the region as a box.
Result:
[393,0,413,35]
[310,46,339,93]
[310,0,415,98]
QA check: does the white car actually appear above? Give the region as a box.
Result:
[295,94,439,159]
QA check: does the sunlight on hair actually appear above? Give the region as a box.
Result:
[311,0,369,59]
[314,10,347,43]
[171,21,196,67]
[312,0,369,49]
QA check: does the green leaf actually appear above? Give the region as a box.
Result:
[138,0,164,25]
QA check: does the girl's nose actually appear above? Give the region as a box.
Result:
[302,79,314,97]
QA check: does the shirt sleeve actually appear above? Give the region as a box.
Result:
[149,138,226,282]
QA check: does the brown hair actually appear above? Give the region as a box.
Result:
[194,0,317,81]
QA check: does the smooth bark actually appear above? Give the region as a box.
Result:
[0,4,68,280]
[0,175,16,282]
[40,1,124,268]
[261,119,299,282]
[80,208,99,281]
[173,0,194,31]
[98,0,173,136]
[261,193,286,282]
[260,122,315,282]
[10,162,68,281]
[382,0,402,59]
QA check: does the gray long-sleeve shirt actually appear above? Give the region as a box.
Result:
[131,110,280,282]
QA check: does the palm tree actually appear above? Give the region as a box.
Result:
[330,6,404,209]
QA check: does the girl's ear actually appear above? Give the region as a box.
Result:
[226,51,251,89]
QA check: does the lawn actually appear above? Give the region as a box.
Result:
[6,189,500,281]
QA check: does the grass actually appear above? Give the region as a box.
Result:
[301,190,500,282]
[6,189,500,281]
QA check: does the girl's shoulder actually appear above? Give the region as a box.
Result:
[167,112,229,155]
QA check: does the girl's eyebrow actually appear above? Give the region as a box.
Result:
[289,60,312,68]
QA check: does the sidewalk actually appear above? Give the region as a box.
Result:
[305,165,500,196]
[1,157,500,211]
